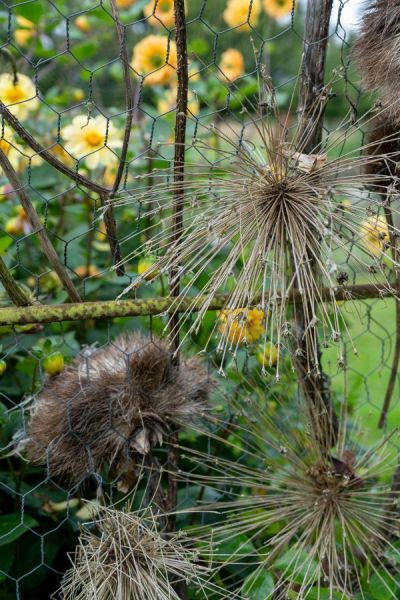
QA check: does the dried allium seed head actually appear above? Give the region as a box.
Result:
[354,0,400,120]
[180,396,400,597]
[26,333,210,483]
[113,76,400,375]
[57,505,207,600]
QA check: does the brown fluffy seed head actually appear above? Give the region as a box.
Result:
[26,333,210,484]
[365,114,400,186]
[57,505,207,600]
[354,0,400,120]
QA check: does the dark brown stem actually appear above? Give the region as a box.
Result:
[0,102,109,195]
[169,0,188,360]
[99,192,124,276]
[166,7,188,597]
[0,149,82,303]
[0,48,18,85]
[0,257,32,306]
[379,203,400,428]
[295,0,337,450]
[108,0,135,195]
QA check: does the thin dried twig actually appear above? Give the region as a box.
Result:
[0,256,32,306]
[0,148,82,303]
[108,0,135,195]
[0,101,109,195]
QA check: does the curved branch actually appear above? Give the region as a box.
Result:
[0,257,32,306]
[0,102,109,195]
[109,0,135,195]
[0,149,82,303]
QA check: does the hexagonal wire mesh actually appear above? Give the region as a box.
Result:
[0,0,399,598]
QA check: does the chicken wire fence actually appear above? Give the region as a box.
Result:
[0,0,399,598]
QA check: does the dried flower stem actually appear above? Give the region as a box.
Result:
[0,148,81,303]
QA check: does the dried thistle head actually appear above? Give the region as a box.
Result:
[354,0,400,120]
[113,74,399,376]
[180,395,400,598]
[26,333,210,484]
[56,505,207,600]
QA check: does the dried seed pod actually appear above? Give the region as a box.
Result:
[26,333,210,483]
[57,505,208,600]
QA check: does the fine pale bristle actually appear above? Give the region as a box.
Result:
[26,333,210,484]
[354,0,400,120]
[112,72,400,377]
[179,393,400,597]
[365,114,400,185]
[56,505,208,600]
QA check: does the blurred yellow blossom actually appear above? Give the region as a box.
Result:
[116,0,136,7]
[0,73,38,120]
[263,0,293,18]
[75,15,91,32]
[75,265,101,278]
[5,207,31,236]
[158,88,199,115]
[61,115,122,169]
[14,16,35,46]
[218,308,265,344]
[223,0,261,31]
[144,0,187,28]
[132,35,177,86]
[362,216,389,256]
[218,48,245,83]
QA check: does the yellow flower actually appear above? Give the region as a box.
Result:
[5,207,31,236]
[0,73,38,120]
[75,15,91,32]
[157,88,199,115]
[14,16,35,46]
[223,0,261,31]
[362,216,389,256]
[116,0,136,7]
[218,48,245,83]
[263,0,293,18]
[144,0,182,28]
[218,308,265,344]
[61,115,122,169]
[132,35,177,86]
[49,143,75,168]
[75,265,101,278]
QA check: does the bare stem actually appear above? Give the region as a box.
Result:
[108,0,135,195]
[0,257,32,306]
[0,282,392,326]
[0,149,82,303]
[0,102,109,195]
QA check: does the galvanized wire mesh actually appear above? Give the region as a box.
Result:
[0,0,398,598]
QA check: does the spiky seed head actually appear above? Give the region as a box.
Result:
[113,78,400,376]
[26,333,210,484]
[179,395,400,598]
[57,505,207,600]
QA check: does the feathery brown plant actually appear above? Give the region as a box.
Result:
[354,0,400,122]
[56,504,208,600]
[113,72,400,376]
[26,333,210,484]
[178,390,400,598]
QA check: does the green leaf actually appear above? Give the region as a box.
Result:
[0,237,13,255]
[273,548,318,586]
[15,2,44,24]
[241,569,274,599]
[369,572,398,600]
[72,41,99,62]
[0,514,39,546]
[0,544,14,581]
[306,589,350,600]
